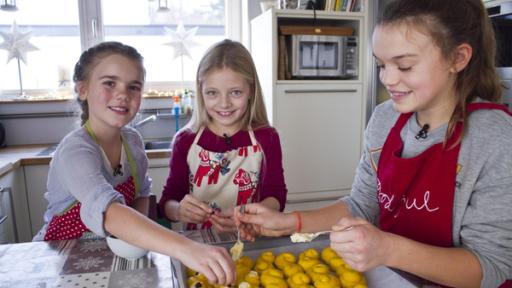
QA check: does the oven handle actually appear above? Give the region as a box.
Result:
[0,186,18,242]
[487,2,512,17]
[0,186,6,224]
[284,89,357,94]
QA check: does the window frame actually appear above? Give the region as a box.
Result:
[78,0,241,93]
[0,0,241,104]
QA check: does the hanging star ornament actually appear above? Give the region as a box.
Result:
[0,21,39,65]
[163,22,199,60]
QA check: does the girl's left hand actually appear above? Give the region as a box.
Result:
[329,216,393,272]
[209,207,237,232]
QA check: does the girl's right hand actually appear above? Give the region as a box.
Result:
[179,241,235,285]
[177,194,212,224]
[234,203,295,241]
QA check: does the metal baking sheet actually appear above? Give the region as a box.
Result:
[172,235,422,288]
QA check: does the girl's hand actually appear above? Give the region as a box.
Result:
[209,207,237,232]
[329,216,392,272]
[179,241,235,286]
[234,203,294,241]
[177,194,212,224]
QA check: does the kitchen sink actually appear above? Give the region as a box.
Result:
[36,144,58,156]
[36,141,171,156]
[144,140,172,150]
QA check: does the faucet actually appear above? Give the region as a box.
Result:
[132,114,157,128]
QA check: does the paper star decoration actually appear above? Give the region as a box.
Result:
[0,21,39,65]
[163,22,199,60]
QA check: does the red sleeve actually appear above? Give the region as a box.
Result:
[255,127,288,211]
[158,129,195,218]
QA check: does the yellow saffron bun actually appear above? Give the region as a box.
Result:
[282,263,304,278]
[275,252,297,270]
[313,274,341,288]
[320,247,338,263]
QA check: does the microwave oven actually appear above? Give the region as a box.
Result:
[487,0,512,110]
[291,34,358,78]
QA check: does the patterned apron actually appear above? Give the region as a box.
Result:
[186,127,263,230]
[44,122,140,240]
[377,103,512,286]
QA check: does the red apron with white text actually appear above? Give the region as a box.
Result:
[377,103,512,286]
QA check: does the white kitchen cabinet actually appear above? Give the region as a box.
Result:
[147,158,170,201]
[23,164,49,237]
[275,83,363,200]
[251,6,368,207]
[0,167,31,243]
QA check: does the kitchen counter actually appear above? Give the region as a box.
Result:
[0,144,171,178]
[0,230,427,287]
[0,236,177,287]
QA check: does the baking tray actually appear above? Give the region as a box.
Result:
[172,235,423,288]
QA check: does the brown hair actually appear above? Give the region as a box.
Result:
[378,0,502,145]
[73,41,145,125]
[185,39,269,132]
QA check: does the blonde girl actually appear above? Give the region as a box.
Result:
[159,39,287,232]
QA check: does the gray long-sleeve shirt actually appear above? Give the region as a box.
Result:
[343,100,512,287]
[33,126,152,240]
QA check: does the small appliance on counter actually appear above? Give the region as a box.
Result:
[278,25,358,80]
[487,1,512,111]
[0,123,5,148]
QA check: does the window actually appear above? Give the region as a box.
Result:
[0,0,238,101]
[0,0,81,97]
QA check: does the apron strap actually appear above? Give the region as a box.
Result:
[248,129,257,146]
[83,121,140,195]
[195,126,258,146]
[467,102,512,116]
[193,126,206,145]
[123,139,140,196]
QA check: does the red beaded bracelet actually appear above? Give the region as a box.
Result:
[293,211,302,233]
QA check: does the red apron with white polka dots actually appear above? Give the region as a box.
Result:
[43,176,136,241]
[43,121,141,241]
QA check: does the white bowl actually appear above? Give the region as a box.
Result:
[106,236,148,260]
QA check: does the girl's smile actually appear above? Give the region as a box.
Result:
[387,90,412,103]
[108,105,129,113]
[202,67,251,136]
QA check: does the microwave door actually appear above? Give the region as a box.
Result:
[303,41,319,76]
[317,41,341,77]
[297,40,342,77]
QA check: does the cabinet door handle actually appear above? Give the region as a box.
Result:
[0,186,18,238]
[286,196,340,204]
[284,89,358,94]
[91,18,97,39]
[0,186,7,224]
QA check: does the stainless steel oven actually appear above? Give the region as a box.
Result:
[487,1,512,110]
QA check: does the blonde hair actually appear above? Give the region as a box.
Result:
[185,39,269,132]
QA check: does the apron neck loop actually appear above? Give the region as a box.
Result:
[83,120,140,195]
